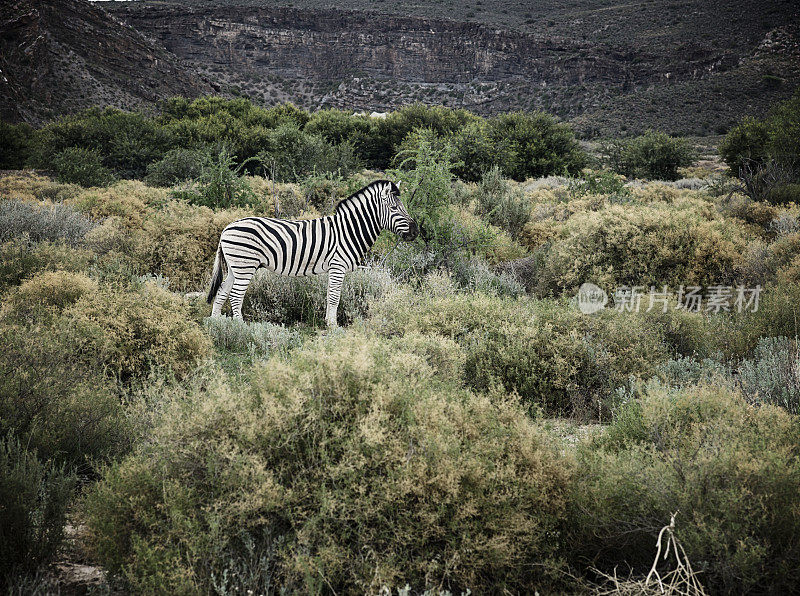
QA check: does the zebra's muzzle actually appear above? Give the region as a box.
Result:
[402,220,419,241]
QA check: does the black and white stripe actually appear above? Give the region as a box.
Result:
[207,179,417,325]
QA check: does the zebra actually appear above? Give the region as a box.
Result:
[206,179,418,326]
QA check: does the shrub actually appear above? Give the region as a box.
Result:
[0,239,92,292]
[488,111,586,181]
[0,172,82,204]
[0,120,34,169]
[145,148,207,187]
[52,147,114,187]
[766,182,800,206]
[451,120,497,182]
[0,437,76,585]
[566,169,630,201]
[64,282,211,382]
[474,166,530,239]
[68,179,166,228]
[0,325,128,471]
[369,291,666,417]
[174,148,257,209]
[463,301,666,418]
[244,267,396,326]
[535,206,750,296]
[711,281,800,358]
[643,307,716,360]
[655,355,728,387]
[304,108,374,150]
[30,107,175,179]
[2,270,98,322]
[390,135,499,273]
[720,90,800,176]
[569,383,800,594]
[0,198,95,245]
[718,193,777,229]
[258,123,361,182]
[136,201,245,291]
[203,317,302,358]
[603,131,697,181]
[451,258,525,297]
[299,171,346,212]
[739,336,800,414]
[84,334,572,593]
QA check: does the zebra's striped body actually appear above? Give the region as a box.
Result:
[207,180,417,326]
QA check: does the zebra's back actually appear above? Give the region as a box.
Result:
[220,216,336,277]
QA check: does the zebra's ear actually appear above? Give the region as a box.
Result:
[396,180,403,190]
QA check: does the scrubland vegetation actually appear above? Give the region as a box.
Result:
[1,93,800,593]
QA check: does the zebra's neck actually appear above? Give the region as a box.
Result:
[333,194,382,265]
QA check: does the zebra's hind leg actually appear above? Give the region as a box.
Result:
[227,266,257,320]
[325,265,346,327]
[211,272,235,317]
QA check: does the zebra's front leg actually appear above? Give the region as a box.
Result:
[325,266,346,327]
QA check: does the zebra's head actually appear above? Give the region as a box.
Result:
[377,180,418,241]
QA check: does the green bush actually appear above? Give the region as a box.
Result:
[739,336,800,414]
[31,107,175,179]
[0,324,128,472]
[640,307,716,358]
[566,169,630,201]
[370,290,667,417]
[244,267,396,327]
[766,182,800,206]
[23,98,589,184]
[451,258,525,297]
[174,148,256,208]
[52,147,115,187]
[84,334,572,593]
[2,270,98,322]
[258,123,361,182]
[488,111,586,181]
[304,108,374,153]
[720,90,800,176]
[0,198,95,245]
[474,166,530,239]
[64,282,212,382]
[654,355,728,387]
[535,205,750,296]
[145,147,207,187]
[0,437,76,585]
[390,134,498,274]
[451,120,497,182]
[203,317,303,358]
[711,281,800,358]
[0,120,34,169]
[569,383,800,594]
[463,300,666,417]
[129,200,244,292]
[603,130,697,181]
[0,239,92,292]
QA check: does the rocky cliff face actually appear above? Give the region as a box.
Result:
[0,0,215,123]
[3,0,798,136]
[112,5,644,86]
[107,2,800,134]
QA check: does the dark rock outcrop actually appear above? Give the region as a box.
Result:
[0,0,215,123]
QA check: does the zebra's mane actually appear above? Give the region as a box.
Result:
[333,180,393,215]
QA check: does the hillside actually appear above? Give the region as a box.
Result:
[0,0,216,124]
[107,0,800,136]
[1,0,798,135]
